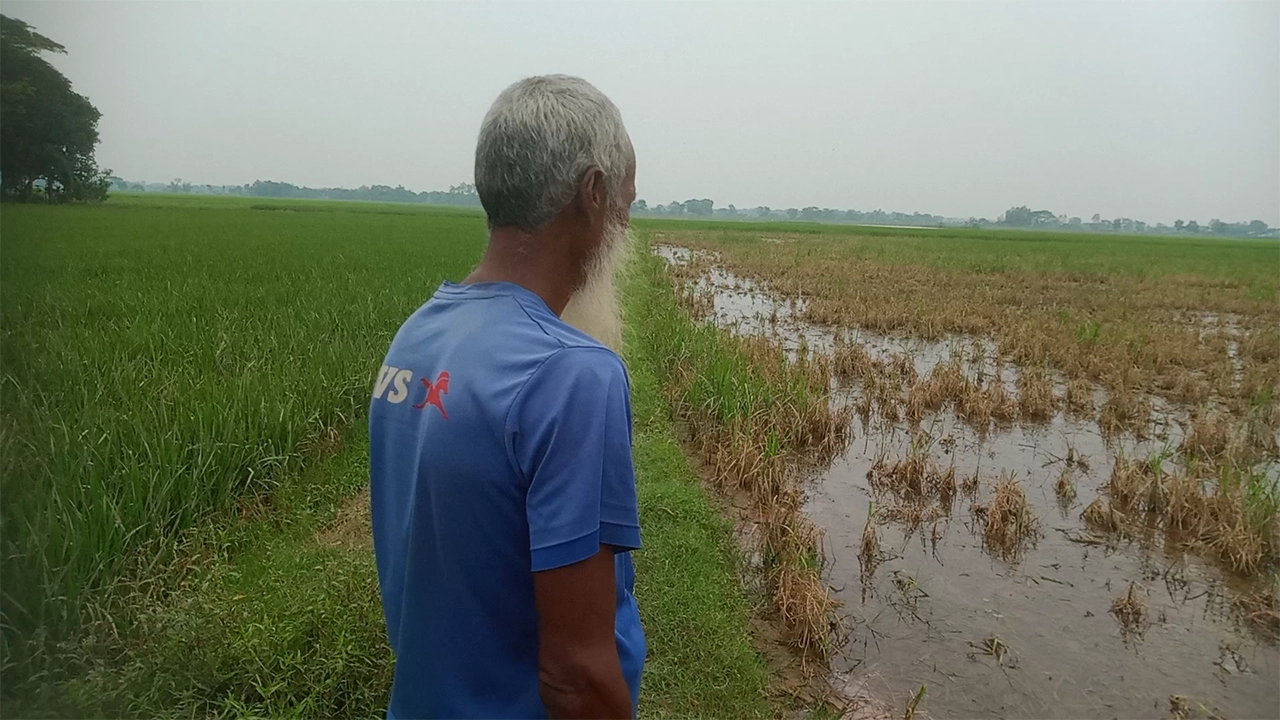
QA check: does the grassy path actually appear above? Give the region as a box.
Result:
[38,262,775,718]
[624,307,775,718]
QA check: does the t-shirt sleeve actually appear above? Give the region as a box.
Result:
[509,348,641,572]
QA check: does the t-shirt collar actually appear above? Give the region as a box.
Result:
[437,280,555,317]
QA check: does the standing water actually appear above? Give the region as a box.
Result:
[655,244,1279,719]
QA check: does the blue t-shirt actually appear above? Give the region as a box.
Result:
[369,280,644,719]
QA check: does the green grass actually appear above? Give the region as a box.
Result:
[623,243,821,438]
[47,431,392,719]
[26,358,775,718]
[2,196,775,717]
[0,198,487,687]
[624,288,775,719]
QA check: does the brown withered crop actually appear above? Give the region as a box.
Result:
[1082,497,1123,534]
[1092,454,1279,575]
[1181,409,1236,462]
[958,375,1017,431]
[973,472,1040,561]
[858,505,882,599]
[658,229,1279,430]
[652,231,1280,690]
[1231,587,1280,638]
[1098,386,1152,438]
[866,440,961,542]
[832,334,875,379]
[1054,466,1078,505]
[1110,581,1149,638]
[907,358,968,416]
[869,451,957,508]
[652,256,856,670]
[1016,364,1055,422]
[1064,377,1096,417]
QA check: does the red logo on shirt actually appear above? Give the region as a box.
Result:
[412,371,450,419]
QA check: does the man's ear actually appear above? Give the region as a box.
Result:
[578,166,608,225]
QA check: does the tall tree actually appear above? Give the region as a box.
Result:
[1002,206,1056,227]
[0,15,109,201]
[683,198,713,216]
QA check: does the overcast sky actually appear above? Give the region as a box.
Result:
[8,1,1279,224]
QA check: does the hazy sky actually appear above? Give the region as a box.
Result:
[8,1,1279,224]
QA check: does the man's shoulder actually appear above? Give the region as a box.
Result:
[508,345,628,424]
[535,344,626,381]
[517,343,627,401]
[395,290,552,356]
[506,293,618,356]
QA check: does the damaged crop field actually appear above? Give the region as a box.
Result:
[649,220,1279,719]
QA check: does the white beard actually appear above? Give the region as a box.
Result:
[560,221,632,353]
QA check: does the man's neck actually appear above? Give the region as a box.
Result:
[462,226,582,316]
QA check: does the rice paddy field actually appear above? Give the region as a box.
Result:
[651,221,1280,718]
[2,195,1277,718]
[0,195,771,717]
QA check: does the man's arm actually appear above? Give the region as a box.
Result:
[513,349,642,717]
[533,546,630,719]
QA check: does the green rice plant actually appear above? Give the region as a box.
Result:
[0,199,486,689]
[1228,467,1280,543]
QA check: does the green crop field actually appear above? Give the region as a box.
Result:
[0,197,485,681]
[0,195,775,717]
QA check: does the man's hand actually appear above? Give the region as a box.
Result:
[533,545,631,719]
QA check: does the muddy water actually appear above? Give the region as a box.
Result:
[654,245,1280,719]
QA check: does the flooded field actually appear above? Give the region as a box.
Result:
[654,243,1280,719]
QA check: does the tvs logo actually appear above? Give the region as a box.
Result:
[411,371,450,418]
[373,366,451,419]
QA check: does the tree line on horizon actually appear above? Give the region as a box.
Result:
[117,178,485,207]
[987,205,1272,237]
[109,177,1276,237]
[633,197,948,227]
[630,199,1272,236]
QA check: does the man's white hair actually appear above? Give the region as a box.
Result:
[475,75,631,230]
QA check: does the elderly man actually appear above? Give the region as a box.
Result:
[369,75,642,719]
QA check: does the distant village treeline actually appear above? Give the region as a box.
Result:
[113,178,1276,237]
